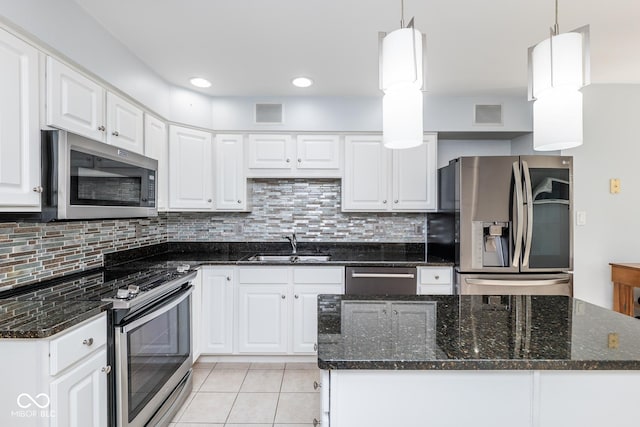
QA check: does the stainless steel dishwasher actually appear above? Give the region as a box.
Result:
[345,266,417,295]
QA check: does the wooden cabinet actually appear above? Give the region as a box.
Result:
[610,263,640,317]
[247,134,342,178]
[201,267,235,354]
[46,56,143,153]
[342,134,437,212]
[417,266,453,295]
[0,28,41,211]
[144,114,168,211]
[168,125,214,210]
[0,313,109,427]
[214,134,248,211]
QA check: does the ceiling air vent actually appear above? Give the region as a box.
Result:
[473,104,503,126]
[255,103,284,124]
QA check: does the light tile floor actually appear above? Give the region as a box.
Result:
[170,362,321,427]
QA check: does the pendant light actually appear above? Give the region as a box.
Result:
[528,0,590,151]
[379,0,425,149]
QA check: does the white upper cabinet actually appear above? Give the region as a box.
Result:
[168,125,214,210]
[46,56,144,153]
[343,135,389,211]
[342,134,437,212]
[247,134,342,178]
[214,134,248,211]
[46,56,105,142]
[106,92,144,153]
[144,114,168,211]
[0,28,40,211]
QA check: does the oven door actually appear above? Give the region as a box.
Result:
[115,286,193,427]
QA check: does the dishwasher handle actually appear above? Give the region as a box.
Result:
[351,272,415,279]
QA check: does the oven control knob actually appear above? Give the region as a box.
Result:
[116,289,130,299]
[128,285,140,295]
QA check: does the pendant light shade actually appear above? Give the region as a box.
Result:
[528,0,589,152]
[383,88,423,149]
[381,28,423,91]
[533,88,583,151]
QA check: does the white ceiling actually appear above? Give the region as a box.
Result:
[72,0,640,97]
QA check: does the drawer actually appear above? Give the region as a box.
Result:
[418,267,452,285]
[294,267,344,284]
[50,313,106,376]
[238,267,288,284]
[418,284,452,295]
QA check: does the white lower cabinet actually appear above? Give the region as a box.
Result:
[417,266,453,295]
[0,313,108,427]
[198,266,344,356]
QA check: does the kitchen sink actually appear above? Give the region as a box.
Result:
[245,254,332,263]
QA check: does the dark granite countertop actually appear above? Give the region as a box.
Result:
[317,295,640,370]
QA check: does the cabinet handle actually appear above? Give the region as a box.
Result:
[297,158,302,163]
[313,418,320,427]
[313,343,318,351]
[226,276,231,281]
[101,365,111,374]
[207,199,212,203]
[281,294,286,299]
[382,200,387,204]
[393,310,398,315]
[435,275,440,280]
[286,158,291,163]
[237,200,242,204]
[314,380,321,390]
[295,294,299,299]
[32,186,43,193]
[83,338,94,346]
[394,200,399,204]
[98,125,106,131]
[112,131,120,136]
[382,309,387,315]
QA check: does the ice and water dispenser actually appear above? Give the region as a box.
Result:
[471,221,510,269]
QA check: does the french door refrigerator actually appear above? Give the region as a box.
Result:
[438,156,573,295]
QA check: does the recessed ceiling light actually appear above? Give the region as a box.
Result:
[190,77,212,88]
[292,77,313,88]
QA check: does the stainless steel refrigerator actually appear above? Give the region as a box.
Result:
[438,156,573,295]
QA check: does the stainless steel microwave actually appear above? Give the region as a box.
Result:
[2,131,158,222]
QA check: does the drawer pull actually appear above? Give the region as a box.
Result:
[101,365,111,374]
[83,338,94,346]
[313,418,320,426]
[314,381,321,390]
[314,343,318,351]
[435,275,440,280]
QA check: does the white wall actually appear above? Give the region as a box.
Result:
[437,140,512,168]
[569,84,640,309]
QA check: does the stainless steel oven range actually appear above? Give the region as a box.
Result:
[103,267,197,427]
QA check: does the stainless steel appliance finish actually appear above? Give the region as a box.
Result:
[458,273,572,296]
[439,156,573,295]
[107,269,196,427]
[345,267,417,295]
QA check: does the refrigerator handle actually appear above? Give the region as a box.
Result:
[464,278,570,287]
[512,161,524,268]
[522,161,534,268]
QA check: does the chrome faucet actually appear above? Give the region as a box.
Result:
[284,233,297,254]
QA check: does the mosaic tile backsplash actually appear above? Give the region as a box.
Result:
[166,179,427,242]
[1,179,425,289]
[0,217,166,289]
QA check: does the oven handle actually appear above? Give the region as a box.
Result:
[121,286,193,334]
[351,273,415,279]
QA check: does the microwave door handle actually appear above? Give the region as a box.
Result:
[512,161,524,268]
[522,161,534,268]
[464,278,569,286]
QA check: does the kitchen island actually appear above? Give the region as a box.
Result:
[317,295,640,427]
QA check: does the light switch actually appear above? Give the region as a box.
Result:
[576,211,587,226]
[610,178,621,194]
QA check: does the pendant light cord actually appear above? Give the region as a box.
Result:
[552,0,559,35]
[400,0,405,28]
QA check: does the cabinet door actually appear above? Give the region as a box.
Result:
[50,348,108,427]
[144,114,168,211]
[46,56,105,142]
[0,29,40,210]
[293,284,344,353]
[296,135,341,172]
[237,284,289,353]
[392,134,437,211]
[247,134,294,170]
[201,267,235,354]
[343,136,389,211]
[214,134,247,210]
[390,302,437,359]
[106,92,144,154]
[168,125,213,210]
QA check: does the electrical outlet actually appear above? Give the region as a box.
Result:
[233,223,244,234]
[415,224,424,234]
[608,332,619,349]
